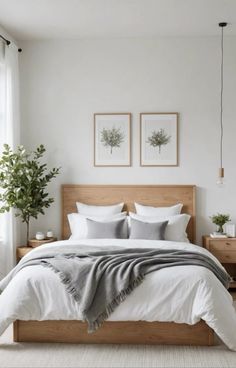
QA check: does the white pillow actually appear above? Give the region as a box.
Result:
[135,203,183,217]
[76,202,124,216]
[129,212,190,243]
[68,212,127,239]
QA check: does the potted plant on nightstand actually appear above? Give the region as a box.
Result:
[210,213,231,235]
[0,144,60,244]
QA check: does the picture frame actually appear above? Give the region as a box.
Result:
[140,113,178,166]
[94,113,131,167]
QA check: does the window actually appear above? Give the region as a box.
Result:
[0,55,6,240]
[0,60,5,144]
[0,40,19,275]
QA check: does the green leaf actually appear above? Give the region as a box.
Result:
[210,213,231,227]
[0,143,60,233]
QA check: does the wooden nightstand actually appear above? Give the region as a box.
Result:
[203,235,236,288]
[16,237,57,262]
[16,246,33,262]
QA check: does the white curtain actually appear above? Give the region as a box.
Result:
[0,39,20,278]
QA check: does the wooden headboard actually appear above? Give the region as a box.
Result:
[61,185,196,243]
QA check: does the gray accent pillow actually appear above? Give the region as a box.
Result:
[129,218,168,240]
[86,218,128,239]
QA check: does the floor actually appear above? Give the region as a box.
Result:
[0,293,236,368]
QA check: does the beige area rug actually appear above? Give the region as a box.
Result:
[0,325,236,368]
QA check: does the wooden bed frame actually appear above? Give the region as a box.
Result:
[14,184,214,346]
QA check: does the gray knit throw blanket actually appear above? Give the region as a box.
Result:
[0,246,231,332]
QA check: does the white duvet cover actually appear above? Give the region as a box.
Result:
[0,239,236,350]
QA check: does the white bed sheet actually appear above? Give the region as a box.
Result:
[0,239,236,350]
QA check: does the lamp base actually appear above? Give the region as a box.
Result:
[219,167,224,178]
[217,168,225,187]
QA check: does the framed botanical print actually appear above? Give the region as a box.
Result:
[140,113,178,166]
[94,113,131,166]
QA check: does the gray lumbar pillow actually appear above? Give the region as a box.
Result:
[129,217,168,240]
[86,217,128,239]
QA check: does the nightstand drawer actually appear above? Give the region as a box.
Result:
[203,236,236,288]
[209,240,236,251]
[210,250,236,263]
[17,246,33,262]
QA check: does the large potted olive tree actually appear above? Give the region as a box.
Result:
[0,144,60,244]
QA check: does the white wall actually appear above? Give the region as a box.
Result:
[19,37,236,244]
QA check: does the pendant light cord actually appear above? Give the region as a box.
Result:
[220,25,224,169]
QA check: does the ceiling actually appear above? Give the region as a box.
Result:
[0,0,235,41]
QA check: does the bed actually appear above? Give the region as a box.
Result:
[0,184,236,349]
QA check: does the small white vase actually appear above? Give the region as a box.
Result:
[47,230,54,238]
[36,232,45,240]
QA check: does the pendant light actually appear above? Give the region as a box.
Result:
[217,22,227,187]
